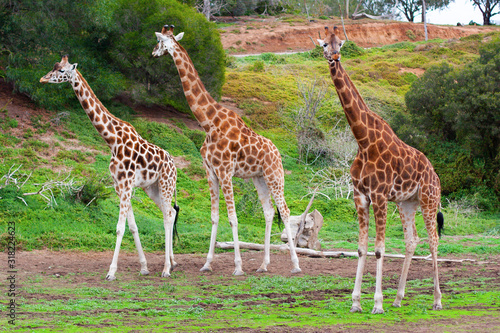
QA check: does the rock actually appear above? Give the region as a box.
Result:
[281,209,323,250]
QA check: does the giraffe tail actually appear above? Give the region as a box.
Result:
[437,208,444,238]
[276,208,284,231]
[173,188,180,242]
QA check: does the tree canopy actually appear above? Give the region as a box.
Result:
[403,37,500,203]
[0,0,226,113]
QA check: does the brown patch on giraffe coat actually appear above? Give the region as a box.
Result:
[81,99,89,109]
[227,129,239,141]
[198,94,208,106]
[213,117,222,128]
[191,83,201,97]
[206,105,216,119]
[352,124,367,139]
[95,124,104,133]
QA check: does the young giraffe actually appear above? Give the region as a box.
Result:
[318,27,444,313]
[152,25,301,275]
[40,56,179,280]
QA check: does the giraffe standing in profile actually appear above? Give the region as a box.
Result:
[40,56,179,280]
[318,27,444,313]
[152,25,301,275]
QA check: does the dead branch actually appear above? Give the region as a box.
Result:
[1,164,83,207]
[215,241,477,263]
[294,188,317,247]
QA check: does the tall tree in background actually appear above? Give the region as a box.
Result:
[384,0,451,22]
[472,0,499,25]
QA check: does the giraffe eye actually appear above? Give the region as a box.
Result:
[59,70,65,73]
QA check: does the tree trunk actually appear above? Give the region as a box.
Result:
[422,0,428,41]
[203,0,210,21]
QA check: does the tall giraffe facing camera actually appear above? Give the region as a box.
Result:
[318,27,444,313]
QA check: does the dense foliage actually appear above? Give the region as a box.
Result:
[0,0,225,113]
[402,37,500,209]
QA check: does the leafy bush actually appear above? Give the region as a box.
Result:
[341,41,364,58]
[111,0,225,113]
[403,37,500,206]
[1,0,226,114]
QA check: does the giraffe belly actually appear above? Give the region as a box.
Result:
[388,182,420,202]
[233,164,263,179]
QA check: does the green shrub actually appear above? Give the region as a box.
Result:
[309,45,324,59]
[406,29,417,41]
[341,41,364,58]
[252,60,265,72]
[1,0,225,114]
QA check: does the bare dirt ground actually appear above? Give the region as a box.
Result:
[2,249,499,331]
[217,16,499,54]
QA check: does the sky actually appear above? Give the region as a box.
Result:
[412,0,500,25]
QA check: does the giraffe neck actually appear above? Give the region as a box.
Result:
[169,44,217,132]
[328,60,390,149]
[71,70,128,150]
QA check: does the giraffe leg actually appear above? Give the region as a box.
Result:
[393,200,419,308]
[200,167,220,273]
[252,176,274,273]
[264,174,300,273]
[126,206,149,276]
[351,192,370,313]
[371,197,388,314]
[220,176,245,276]
[144,181,177,277]
[106,186,132,281]
[422,203,442,310]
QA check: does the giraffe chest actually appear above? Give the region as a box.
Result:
[110,142,174,188]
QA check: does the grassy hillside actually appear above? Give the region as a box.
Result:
[1,32,499,257]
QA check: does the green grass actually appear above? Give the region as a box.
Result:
[3,267,499,331]
[1,33,499,255]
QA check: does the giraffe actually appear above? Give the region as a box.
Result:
[40,56,179,280]
[152,25,301,275]
[318,27,444,313]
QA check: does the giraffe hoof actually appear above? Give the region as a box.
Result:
[105,275,116,281]
[232,269,245,276]
[161,271,171,278]
[256,267,268,273]
[371,307,384,314]
[350,306,362,313]
[140,270,150,276]
[290,267,302,274]
[392,302,401,308]
[200,265,212,272]
[433,304,443,311]
[171,262,178,270]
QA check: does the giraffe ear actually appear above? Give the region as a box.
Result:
[71,63,78,70]
[174,32,184,41]
[339,40,345,48]
[155,32,164,39]
[317,39,325,46]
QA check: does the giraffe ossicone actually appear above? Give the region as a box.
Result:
[321,26,443,313]
[41,55,180,280]
[153,25,301,275]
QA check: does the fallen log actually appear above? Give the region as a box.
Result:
[215,241,477,263]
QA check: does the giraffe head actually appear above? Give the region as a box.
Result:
[152,25,184,58]
[317,26,345,62]
[40,55,78,84]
